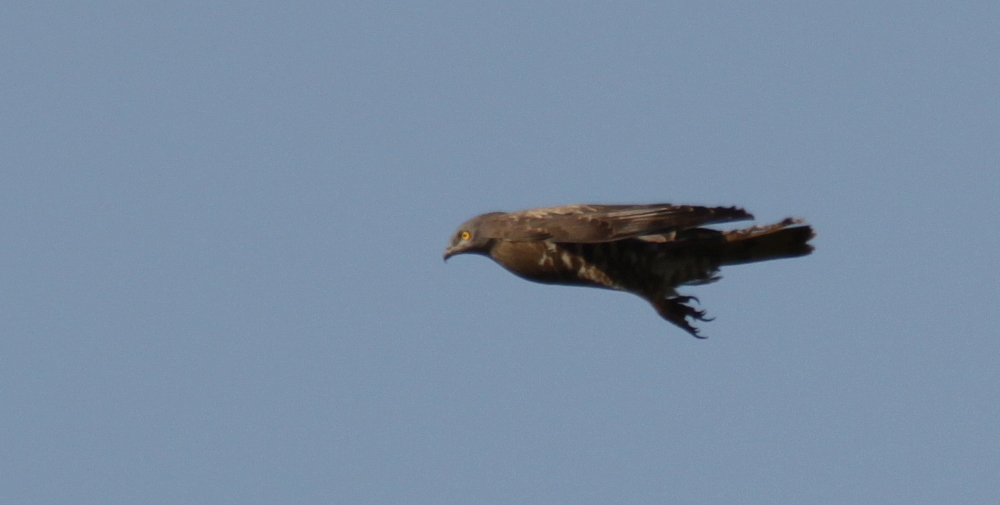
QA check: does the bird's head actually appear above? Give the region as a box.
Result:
[443,213,502,261]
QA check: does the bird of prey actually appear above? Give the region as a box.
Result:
[443,203,814,338]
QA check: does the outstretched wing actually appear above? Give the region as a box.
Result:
[479,204,753,242]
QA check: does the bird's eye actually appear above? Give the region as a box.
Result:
[460,231,471,240]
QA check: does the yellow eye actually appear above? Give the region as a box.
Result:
[460,231,471,240]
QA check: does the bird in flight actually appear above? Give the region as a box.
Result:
[444,203,814,338]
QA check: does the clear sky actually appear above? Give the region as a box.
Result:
[2,2,998,503]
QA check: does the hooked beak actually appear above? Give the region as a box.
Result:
[443,246,456,262]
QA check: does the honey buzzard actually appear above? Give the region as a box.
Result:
[444,203,814,338]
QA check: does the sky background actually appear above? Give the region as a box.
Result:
[2,2,998,503]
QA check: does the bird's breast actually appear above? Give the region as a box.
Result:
[488,240,619,289]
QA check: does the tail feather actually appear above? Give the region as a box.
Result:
[717,218,814,266]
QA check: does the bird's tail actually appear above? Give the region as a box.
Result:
[716,218,815,266]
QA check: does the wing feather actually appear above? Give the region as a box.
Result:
[480,204,753,242]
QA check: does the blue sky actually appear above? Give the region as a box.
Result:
[2,2,998,503]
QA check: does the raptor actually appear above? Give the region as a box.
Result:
[444,203,814,338]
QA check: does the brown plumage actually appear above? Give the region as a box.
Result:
[444,203,814,338]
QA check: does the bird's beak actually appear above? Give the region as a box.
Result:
[443,247,456,262]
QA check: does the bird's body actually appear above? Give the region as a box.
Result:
[444,203,814,337]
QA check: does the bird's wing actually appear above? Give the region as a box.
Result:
[480,204,753,242]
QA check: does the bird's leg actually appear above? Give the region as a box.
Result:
[651,295,714,338]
